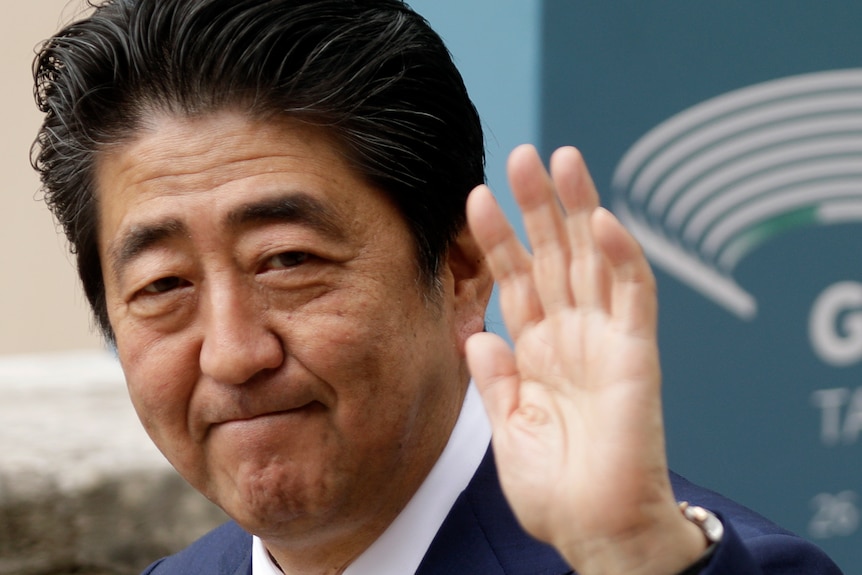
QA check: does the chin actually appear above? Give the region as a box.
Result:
[218,462,347,538]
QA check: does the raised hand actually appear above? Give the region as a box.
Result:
[465,145,706,575]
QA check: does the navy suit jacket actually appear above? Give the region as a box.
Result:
[141,448,842,574]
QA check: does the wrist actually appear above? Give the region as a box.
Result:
[558,501,711,575]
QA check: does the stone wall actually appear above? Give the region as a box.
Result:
[0,352,228,575]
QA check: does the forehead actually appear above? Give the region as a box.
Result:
[96,111,355,200]
[93,110,412,282]
[95,111,387,234]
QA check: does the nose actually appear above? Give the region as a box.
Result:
[199,280,284,385]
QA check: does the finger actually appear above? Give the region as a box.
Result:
[592,207,657,336]
[549,146,608,311]
[507,145,573,313]
[466,184,543,339]
[466,331,520,430]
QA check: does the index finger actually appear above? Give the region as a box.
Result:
[466,184,543,340]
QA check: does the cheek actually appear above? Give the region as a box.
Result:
[117,328,199,446]
[289,310,394,397]
[290,287,432,375]
[287,291,451,424]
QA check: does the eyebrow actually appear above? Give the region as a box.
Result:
[226,193,345,241]
[109,219,188,281]
[108,192,345,280]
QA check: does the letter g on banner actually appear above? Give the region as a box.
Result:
[810,281,862,367]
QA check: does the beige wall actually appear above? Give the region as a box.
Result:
[2,1,102,355]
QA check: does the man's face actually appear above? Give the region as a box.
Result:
[95,111,487,546]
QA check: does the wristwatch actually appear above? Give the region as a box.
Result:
[675,502,724,575]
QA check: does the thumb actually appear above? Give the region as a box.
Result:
[466,332,521,431]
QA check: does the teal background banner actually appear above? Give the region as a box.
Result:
[416,1,861,572]
[541,2,862,572]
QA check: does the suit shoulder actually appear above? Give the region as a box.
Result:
[670,471,793,538]
[140,521,252,575]
[670,472,843,574]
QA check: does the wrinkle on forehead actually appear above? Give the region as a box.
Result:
[96,111,342,199]
[94,110,394,289]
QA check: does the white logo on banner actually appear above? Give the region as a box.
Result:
[810,282,862,367]
[811,387,862,445]
[611,69,862,320]
[810,491,859,539]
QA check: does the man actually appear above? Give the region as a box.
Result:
[32,1,841,573]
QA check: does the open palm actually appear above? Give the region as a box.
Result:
[465,145,704,574]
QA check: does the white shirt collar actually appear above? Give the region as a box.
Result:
[252,382,491,575]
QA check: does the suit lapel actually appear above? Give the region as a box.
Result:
[229,552,252,575]
[416,446,573,575]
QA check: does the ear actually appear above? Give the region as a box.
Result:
[445,226,494,354]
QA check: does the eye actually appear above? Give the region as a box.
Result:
[266,251,310,269]
[141,276,185,294]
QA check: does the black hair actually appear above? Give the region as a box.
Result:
[32,0,485,340]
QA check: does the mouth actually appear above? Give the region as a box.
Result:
[210,400,327,436]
